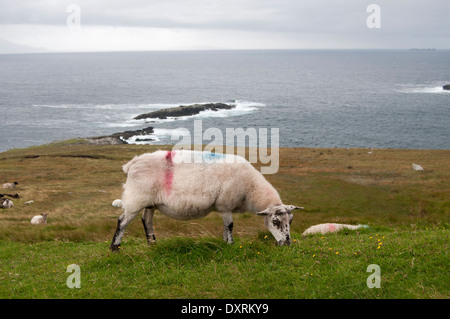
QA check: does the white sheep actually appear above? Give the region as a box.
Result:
[110,150,302,251]
[0,198,14,209]
[30,213,49,225]
[2,181,18,189]
[302,223,368,236]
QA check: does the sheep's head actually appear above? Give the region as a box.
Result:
[256,205,303,246]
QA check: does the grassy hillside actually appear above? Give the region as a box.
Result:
[0,141,448,298]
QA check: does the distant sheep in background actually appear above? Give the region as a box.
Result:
[31,213,49,225]
[0,198,14,209]
[112,199,122,207]
[302,223,368,236]
[2,182,18,189]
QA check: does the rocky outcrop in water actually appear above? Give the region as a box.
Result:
[84,127,154,145]
[134,103,235,120]
[443,84,450,90]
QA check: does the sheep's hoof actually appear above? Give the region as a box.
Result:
[110,244,120,252]
[147,234,156,245]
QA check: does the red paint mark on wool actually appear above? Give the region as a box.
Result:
[328,223,336,232]
[164,151,174,194]
[165,150,174,163]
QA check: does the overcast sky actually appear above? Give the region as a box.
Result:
[0,0,449,52]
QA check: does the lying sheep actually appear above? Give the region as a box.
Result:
[2,181,18,189]
[302,223,368,236]
[0,198,14,209]
[30,213,49,225]
[110,150,302,251]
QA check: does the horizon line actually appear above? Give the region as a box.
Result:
[0,47,447,55]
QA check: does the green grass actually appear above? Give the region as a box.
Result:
[1,227,448,298]
[0,143,449,298]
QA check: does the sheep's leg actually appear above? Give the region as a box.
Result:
[141,207,156,244]
[110,210,140,252]
[222,212,234,244]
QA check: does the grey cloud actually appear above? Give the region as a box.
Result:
[0,0,449,51]
[1,0,448,35]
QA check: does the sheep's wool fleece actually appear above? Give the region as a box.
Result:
[120,150,282,219]
[302,223,367,235]
[30,215,46,224]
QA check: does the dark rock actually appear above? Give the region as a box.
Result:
[85,127,154,145]
[135,138,154,142]
[110,127,154,140]
[443,84,450,90]
[134,103,236,120]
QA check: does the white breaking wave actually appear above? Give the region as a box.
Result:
[396,85,450,94]
[124,128,190,145]
[104,122,141,128]
[124,134,158,144]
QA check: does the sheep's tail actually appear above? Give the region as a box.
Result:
[122,156,140,174]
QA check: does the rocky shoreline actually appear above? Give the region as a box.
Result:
[83,103,236,145]
[134,102,235,120]
[84,127,154,145]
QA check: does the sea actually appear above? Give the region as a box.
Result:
[0,49,449,153]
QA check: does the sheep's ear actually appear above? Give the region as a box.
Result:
[284,205,304,211]
[256,208,271,216]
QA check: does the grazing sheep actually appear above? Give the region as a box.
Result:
[302,223,368,236]
[30,213,49,225]
[110,150,303,251]
[112,199,122,207]
[2,181,18,189]
[0,198,14,209]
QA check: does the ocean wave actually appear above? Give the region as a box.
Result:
[396,85,450,94]
[103,122,141,128]
[124,128,190,145]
